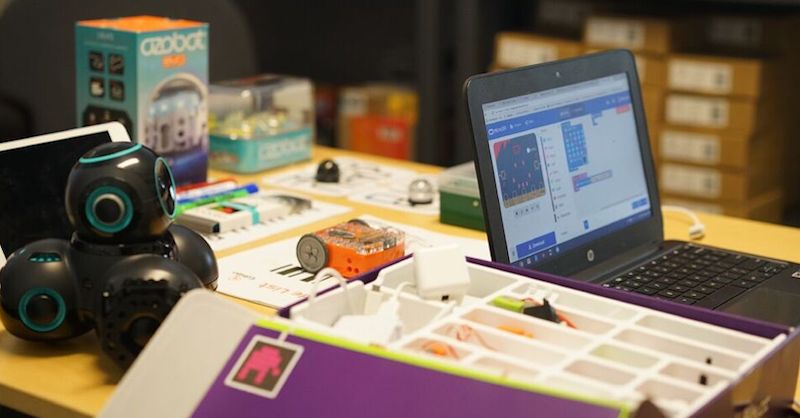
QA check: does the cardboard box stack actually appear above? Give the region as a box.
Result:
[491,0,605,71]
[490,0,605,71]
[655,15,796,223]
[491,32,583,71]
[583,15,671,147]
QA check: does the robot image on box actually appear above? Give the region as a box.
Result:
[0,142,218,368]
[143,74,209,184]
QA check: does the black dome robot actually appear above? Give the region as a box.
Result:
[0,142,217,368]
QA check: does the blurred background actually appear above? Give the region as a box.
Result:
[0,0,799,226]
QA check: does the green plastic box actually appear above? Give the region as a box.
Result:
[438,162,485,231]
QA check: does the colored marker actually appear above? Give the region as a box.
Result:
[177,183,259,205]
[177,180,239,201]
[176,177,237,193]
[175,185,259,216]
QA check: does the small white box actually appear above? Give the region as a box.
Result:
[413,244,470,302]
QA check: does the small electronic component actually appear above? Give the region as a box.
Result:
[315,159,340,183]
[490,295,576,329]
[490,295,526,312]
[407,178,434,205]
[296,219,405,278]
[178,195,298,233]
[523,299,561,324]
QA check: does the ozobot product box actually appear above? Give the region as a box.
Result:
[76,15,209,184]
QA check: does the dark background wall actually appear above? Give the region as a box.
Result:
[0,0,798,225]
[2,0,799,164]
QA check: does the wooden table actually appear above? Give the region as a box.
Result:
[1,146,799,418]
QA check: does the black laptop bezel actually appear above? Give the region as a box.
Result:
[464,49,663,277]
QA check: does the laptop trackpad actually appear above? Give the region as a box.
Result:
[721,287,800,326]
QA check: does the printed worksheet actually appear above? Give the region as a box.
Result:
[263,157,417,197]
[264,158,441,215]
[347,175,440,216]
[216,216,490,308]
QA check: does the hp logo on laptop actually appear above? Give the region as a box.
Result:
[587,249,595,262]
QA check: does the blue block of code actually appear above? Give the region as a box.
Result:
[561,121,588,172]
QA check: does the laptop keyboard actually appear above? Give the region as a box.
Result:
[601,244,788,308]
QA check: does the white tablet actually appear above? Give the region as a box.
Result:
[0,122,131,265]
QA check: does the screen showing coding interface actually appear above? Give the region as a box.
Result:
[482,73,651,267]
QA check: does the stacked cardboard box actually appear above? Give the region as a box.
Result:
[489,13,796,222]
[656,17,794,221]
[492,32,583,71]
[489,0,606,72]
[658,52,787,222]
[583,15,672,147]
[533,0,606,38]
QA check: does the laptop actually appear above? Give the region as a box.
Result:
[464,49,800,326]
[0,122,131,266]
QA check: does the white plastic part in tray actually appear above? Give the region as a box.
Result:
[288,257,785,418]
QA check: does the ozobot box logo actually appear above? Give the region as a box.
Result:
[140,30,207,56]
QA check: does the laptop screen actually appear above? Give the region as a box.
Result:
[481,72,651,268]
[0,131,113,257]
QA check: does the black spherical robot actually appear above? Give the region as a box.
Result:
[0,142,218,368]
[315,159,340,183]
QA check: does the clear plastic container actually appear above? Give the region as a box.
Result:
[208,74,314,173]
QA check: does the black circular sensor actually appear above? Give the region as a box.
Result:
[94,194,125,224]
[127,316,161,348]
[155,159,176,216]
[25,294,60,326]
[315,159,340,183]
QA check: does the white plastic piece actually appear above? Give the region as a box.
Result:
[333,298,403,345]
[413,244,471,302]
[304,268,357,316]
[362,287,386,315]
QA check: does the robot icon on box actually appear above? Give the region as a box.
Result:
[143,74,209,184]
[82,106,133,135]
